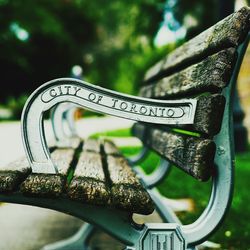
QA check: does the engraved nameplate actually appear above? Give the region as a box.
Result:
[40,79,197,125]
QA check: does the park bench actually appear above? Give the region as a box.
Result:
[0,6,249,250]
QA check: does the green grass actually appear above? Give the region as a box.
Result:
[94,128,250,249]
[172,128,200,137]
[90,128,132,138]
[220,151,250,249]
[91,127,201,138]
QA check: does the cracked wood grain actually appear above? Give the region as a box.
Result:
[107,155,154,214]
[141,48,237,98]
[134,123,216,181]
[20,148,76,197]
[145,6,250,82]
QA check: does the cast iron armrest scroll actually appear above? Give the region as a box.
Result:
[51,103,78,142]
[21,78,197,174]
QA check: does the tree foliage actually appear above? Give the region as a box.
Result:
[0,0,167,102]
[1,0,248,105]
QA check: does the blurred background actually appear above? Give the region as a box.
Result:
[0,0,249,122]
[0,1,250,249]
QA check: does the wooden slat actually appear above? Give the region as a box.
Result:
[145,6,250,82]
[190,94,225,135]
[0,157,31,192]
[68,138,154,214]
[20,148,76,197]
[107,156,141,187]
[136,94,225,136]
[68,139,110,205]
[107,155,154,214]
[141,48,236,98]
[56,137,81,149]
[83,138,101,153]
[52,149,76,176]
[133,123,216,181]
[67,138,109,204]
[103,140,121,156]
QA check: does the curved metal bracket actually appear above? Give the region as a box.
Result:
[21,78,197,174]
[65,106,78,137]
[142,34,249,246]
[179,34,250,246]
[135,158,171,189]
[51,103,78,142]
[127,147,150,165]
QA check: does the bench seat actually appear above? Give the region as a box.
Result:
[0,138,154,215]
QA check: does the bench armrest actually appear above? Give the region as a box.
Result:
[21,78,197,174]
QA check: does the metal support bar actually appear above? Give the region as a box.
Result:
[51,103,78,142]
[134,158,171,188]
[233,88,248,152]
[65,106,78,137]
[127,147,149,165]
[181,33,249,247]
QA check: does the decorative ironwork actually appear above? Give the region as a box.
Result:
[21,78,197,174]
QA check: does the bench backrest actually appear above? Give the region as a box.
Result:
[133,6,250,181]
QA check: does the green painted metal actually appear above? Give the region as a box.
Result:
[182,32,250,247]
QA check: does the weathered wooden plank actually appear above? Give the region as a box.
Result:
[52,149,76,176]
[133,94,226,136]
[69,137,81,149]
[83,138,101,153]
[134,124,216,181]
[0,157,31,193]
[141,48,237,98]
[107,155,154,214]
[1,137,153,214]
[145,6,250,82]
[20,148,75,197]
[189,94,226,135]
[67,151,110,205]
[103,140,121,156]
[56,137,81,149]
[107,156,140,186]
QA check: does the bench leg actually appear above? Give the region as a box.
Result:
[41,223,95,250]
[43,187,219,250]
[149,188,220,249]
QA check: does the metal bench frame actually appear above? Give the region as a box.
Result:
[51,103,78,143]
[1,33,248,249]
